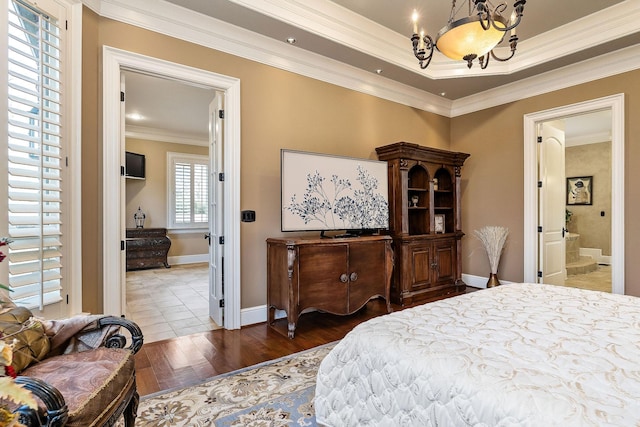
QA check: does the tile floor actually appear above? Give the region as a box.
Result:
[125,263,221,343]
[562,264,612,293]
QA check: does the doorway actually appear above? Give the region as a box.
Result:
[122,70,223,340]
[539,115,613,291]
[523,94,624,294]
[102,47,242,329]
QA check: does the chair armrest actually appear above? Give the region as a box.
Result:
[97,316,144,354]
[14,376,68,427]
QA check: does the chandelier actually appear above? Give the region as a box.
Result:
[411,0,526,70]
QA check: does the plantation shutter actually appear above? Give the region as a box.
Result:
[174,162,191,224]
[169,153,208,228]
[193,163,208,223]
[7,0,63,309]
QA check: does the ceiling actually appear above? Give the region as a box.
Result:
[124,71,215,144]
[159,0,638,99]
[123,0,629,142]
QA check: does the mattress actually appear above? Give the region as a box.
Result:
[315,284,640,426]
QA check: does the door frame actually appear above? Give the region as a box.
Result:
[102,46,241,329]
[523,94,624,294]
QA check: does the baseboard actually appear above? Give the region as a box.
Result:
[167,254,208,265]
[241,305,286,327]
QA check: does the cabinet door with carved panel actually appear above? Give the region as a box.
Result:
[432,238,455,286]
[406,240,433,292]
[348,240,388,311]
[393,236,460,306]
[297,244,349,314]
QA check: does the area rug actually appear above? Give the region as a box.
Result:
[134,343,335,426]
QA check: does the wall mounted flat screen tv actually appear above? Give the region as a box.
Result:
[281,149,389,234]
[125,151,145,179]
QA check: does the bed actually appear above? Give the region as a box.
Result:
[315,283,640,426]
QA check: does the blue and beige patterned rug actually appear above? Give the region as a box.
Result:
[134,343,335,426]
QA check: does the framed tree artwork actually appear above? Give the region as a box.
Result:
[280,150,389,232]
[566,176,592,205]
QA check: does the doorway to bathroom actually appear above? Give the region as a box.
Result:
[523,94,624,294]
[563,113,612,292]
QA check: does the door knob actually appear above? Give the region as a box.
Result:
[340,274,348,283]
[350,272,358,282]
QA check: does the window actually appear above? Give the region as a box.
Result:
[167,152,209,229]
[6,0,64,309]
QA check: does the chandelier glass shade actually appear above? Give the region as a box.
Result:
[411,0,525,70]
[436,14,508,61]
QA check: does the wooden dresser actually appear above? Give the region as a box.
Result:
[126,228,171,271]
[267,235,393,338]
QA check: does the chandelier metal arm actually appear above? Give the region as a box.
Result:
[475,0,492,31]
[490,34,518,62]
[499,0,526,32]
[412,33,435,69]
[475,0,526,32]
[479,54,490,69]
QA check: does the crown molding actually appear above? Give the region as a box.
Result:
[125,124,207,146]
[95,0,452,116]
[224,0,640,79]
[509,1,640,73]
[79,0,99,13]
[227,0,412,68]
[451,43,640,117]
[90,0,639,118]
[224,0,491,78]
[565,131,611,147]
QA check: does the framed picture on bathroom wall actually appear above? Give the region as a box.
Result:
[566,176,592,205]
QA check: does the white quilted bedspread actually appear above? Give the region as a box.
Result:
[315,284,640,426]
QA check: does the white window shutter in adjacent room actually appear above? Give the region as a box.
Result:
[168,152,209,229]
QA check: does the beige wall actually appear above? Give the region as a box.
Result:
[81,8,101,313]
[451,70,640,296]
[565,142,612,256]
[125,138,209,257]
[81,8,640,313]
[81,11,451,311]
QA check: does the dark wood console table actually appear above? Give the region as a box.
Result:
[267,235,393,338]
[126,228,171,271]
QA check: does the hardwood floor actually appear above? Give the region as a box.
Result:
[134,298,398,396]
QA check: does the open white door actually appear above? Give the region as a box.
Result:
[208,94,224,326]
[539,122,566,285]
[119,73,127,314]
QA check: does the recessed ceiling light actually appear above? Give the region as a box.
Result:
[375,69,383,74]
[286,37,296,44]
[440,92,446,97]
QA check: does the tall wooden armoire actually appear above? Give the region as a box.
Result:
[376,142,470,306]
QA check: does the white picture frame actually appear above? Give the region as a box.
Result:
[434,214,446,234]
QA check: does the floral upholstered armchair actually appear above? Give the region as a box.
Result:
[0,304,143,427]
